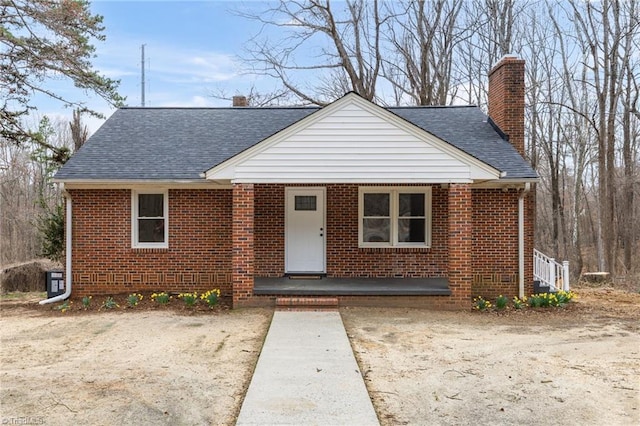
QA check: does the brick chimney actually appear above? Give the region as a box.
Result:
[488,55,525,156]
[232,95,248,107]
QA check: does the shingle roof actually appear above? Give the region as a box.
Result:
[389,106,537,179]
[55,102,537,181]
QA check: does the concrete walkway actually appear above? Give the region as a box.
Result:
[236,311,379,425]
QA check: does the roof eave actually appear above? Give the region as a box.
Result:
[498,177,540,183]
[56,178,231,190]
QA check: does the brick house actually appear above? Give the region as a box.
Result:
[51,56,537,309]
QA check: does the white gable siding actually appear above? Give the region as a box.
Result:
[210,99,498,183]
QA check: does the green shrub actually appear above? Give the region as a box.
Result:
[126,293,143,307]
[82,295,92,309]
[473,296,492,311]
[178,292,199,307]
[37,201,65,262]
[200,289,221,308]
[151,292,171,304]
[528,291,576,308]
[102,297,118,309]
[55,300,72,313]
[495,295,508,310]
[512,296,526,310]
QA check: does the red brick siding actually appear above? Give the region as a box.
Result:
[68,184,532,306]
[254,185,285,275]
[471,188,523,298]
[448,184,472,305]
[244,294,463,310]
[254,184,448,278]
[68,188,232,298]
[326,184,448,278]
[232,183,255,307]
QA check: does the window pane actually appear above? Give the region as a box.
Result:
[363,218,390,242]
[139,194,164,217]
[399,193,425,217]
[364,193,389,216]
[398,218,425,242]
[295,195,316,211]
[138,219,165,242]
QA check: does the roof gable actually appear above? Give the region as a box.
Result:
[205,93,500,183]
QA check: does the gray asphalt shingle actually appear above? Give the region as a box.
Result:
[55,103,537,181]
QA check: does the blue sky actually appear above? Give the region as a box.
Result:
[37,1,281,133]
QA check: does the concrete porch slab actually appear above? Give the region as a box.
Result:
[254,276,451,296]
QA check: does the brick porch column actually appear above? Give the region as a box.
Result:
[232,183,254,308]
[448,183,472,307]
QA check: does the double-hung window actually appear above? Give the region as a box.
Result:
[132,190,168,248]
[359,187,431,247]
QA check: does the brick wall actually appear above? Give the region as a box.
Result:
[326,184,449,278]
[254,184,449,278]
[471,188,518,297]
[255,184,526,300]
[245,294,464,310]
[485,55,532,298]
[232,183,255,307]
[68,184,531,304]
[255,185,285,275]
[448,184,472,304]
[68,188,232,298]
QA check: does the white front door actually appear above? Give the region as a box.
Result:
[285,188,326,273]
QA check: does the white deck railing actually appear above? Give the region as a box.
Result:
[533,249,570,292]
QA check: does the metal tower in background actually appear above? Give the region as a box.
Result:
[141,44,146,107]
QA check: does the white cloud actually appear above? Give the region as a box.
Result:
[154,50,239,83]
[158,95,213,108]
[96,36,239,84]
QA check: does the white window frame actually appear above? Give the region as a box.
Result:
[131,189,169,248]
[358,187,432,248]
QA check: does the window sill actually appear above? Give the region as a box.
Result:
[131,246,169,253]
[358,245,431,252]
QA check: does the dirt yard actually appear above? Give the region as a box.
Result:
[1,286,639,425]
[0,300,272,425]
[343,287,640,426]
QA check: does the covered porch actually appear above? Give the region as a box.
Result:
[231,182,475,308]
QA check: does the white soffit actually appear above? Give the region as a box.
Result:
[205,93,500,183]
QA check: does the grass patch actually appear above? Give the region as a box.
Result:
[93,321,115,335]
[184,322,205,328]
[214,334,230,354]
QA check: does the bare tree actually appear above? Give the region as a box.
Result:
[383,0,464,105]
[0,114,80,266]
[618,0,640,273]
[566,0,639,274]
[210,85,298,107]
[455,0,523,107]
[238,0,386,105]
[70,109,89,152]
